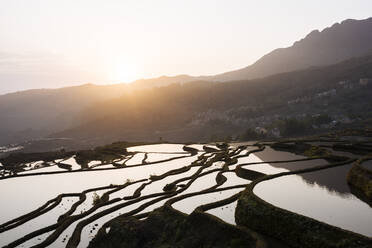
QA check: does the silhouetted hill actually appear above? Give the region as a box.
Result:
[0,84,129,145]
[209,17,372,81]
[0,75,198,145]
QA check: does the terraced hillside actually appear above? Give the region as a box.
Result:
[0,130,371,248]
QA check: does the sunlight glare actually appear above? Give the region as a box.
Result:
[107,59,141,83]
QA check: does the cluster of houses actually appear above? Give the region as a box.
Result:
[254,127,281,138]
[191,78,370,139]
[339,78,370,88]
[359,78,370,85]
[316,88,337,98]
[287,88,337,105]
[288,78,370,105]
[191,105,357,139]
[190,110,231,126]
[252,113,354,138]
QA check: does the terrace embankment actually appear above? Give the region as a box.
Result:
[347,158,372,204]
[89,206,256,248]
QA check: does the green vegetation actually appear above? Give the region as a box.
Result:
[92,192,101,206]
[303,145,331,158]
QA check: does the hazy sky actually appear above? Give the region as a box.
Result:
[0,0,371,94]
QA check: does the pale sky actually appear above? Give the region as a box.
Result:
[0,0,371,94]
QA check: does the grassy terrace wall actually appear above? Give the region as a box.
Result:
[89,206,256,248]
[347,159,372,202]
[236,176,372,248]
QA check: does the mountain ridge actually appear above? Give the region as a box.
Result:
[207,17,372,81]
[1,17,372,146]
[2,17,371,97]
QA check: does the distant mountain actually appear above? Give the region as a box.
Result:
[152,17,372,82]
[132,18,372,83]
[208,17,372,81]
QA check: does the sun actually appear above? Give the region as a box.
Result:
[107,60,141,83]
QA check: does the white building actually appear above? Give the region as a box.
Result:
[359,78,370,85]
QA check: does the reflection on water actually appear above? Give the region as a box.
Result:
[0,143,370,247]
[238,154,288,174]
[0,155,197,224]
[298,164,353,195]
[127,144,186,153]
[255,146,306,162]
[175,189,241,219]
[255,147,352,194]
[0,197,78,246]
[251,147,371,236]
[125,153,145,165]
[254,166,372,237]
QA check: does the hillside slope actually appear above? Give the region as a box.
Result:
[0,75,197,145]
[53,54,372,143]
[0,84,129,145]
[210,18,372,81]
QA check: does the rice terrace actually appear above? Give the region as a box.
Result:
[0,129,371,247]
